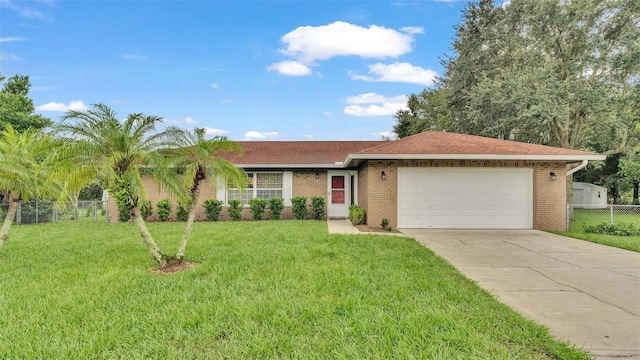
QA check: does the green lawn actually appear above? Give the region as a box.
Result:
[0,221,589,359]
[562,208,640,252]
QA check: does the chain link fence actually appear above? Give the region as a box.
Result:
[567,204,640,232]
[0,200,108,224]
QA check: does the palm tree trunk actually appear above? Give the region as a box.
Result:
[0,198,18,247]
[176,203,196,261]
[177,187,200,261]
[132,206,167,266]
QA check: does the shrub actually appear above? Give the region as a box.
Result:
[381,218,390,231]
[291,196,308,220]
[349,205,366,225]
[78,183,103,200]
[20,201,54,223]
[156,199,172,222]
[584,222,640,236]
[203,199,223,221]
[249,198,267,221]
[228,200,243,221]
[268,197,284,220]
[84,203,95,218]
[140,200,153,220]
[176,204,189,221]
[311,196,325,220]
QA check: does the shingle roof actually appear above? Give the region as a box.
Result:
[355,131,599,156]
[219,141,384,167]
[217,132,605,168]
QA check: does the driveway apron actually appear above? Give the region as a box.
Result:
[401,229,640,360]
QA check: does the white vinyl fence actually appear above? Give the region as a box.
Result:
[567,204,640,232]
[0,200,109,224]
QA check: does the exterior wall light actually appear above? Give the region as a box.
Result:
[315,172,319,179]
[381,171,386,180]
[549,172,557,181]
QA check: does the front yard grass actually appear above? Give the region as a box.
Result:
[562,208,640,252]
[0,221,589,359]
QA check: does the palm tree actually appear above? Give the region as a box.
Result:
[58,104,183,266]
[170,127,246,261]
[0,125,65,245]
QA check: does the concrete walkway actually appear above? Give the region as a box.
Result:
[401,229,640,360]
[327,219,407,236]
[327,219,361,234]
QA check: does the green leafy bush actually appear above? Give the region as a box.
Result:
[249,198,267,221]
[156,199,172,222]
[381,218,390,231]
[311,196,325,220]
[268,197,284,220]
[349,205,366,225]
[78,183,103,200]
[140,200,152,220]
[228,200,243,221]
[584,222,640,236]
[203,199,223,221]
[291,196,308,220]
[176,204,189,221]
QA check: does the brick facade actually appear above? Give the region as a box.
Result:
[292,170,327,198]
[357,159,568,231]
[108,161,569,231]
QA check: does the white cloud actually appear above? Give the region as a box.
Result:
[345,93,407,105]
[373,131,396,139]
[323,111,333,117]
[400,27,424,35]
[0,37,27,42]
[267,61,312,76]
[351,62,437,85]
[0,53,20,61]
[343,93,407,117]
[210,83,219,89]
[278,21,422,64]
[36,100,88,112]
[244,131,278,140]
[204,127,228,136]
[0,0,54,20]
[122,53,147,60]
[304,134,313,139]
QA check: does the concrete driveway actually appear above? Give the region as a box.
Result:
[400,229,640,360]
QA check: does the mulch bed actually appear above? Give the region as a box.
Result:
[150,261,199,275]
[354,224,402,234]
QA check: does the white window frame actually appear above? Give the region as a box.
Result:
[226,172,284,205]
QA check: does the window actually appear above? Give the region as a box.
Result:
[228,172,283,204]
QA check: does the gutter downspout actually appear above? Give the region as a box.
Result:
[566,160,588,176]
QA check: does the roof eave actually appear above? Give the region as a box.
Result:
[343,153,606,167]
[235,163,346,169]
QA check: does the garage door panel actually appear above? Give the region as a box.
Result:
[398,167,532,229]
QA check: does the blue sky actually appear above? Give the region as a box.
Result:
[1,0,474,141]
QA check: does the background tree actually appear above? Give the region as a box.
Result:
[0,73,51,132]
[0,125,65,245]
[619,147,640,205]
[58,104,183,267]
[395,0,639,154]
[393,87,453,138]
[169,127,246,261]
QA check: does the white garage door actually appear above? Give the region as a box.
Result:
[398,167,533,229]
